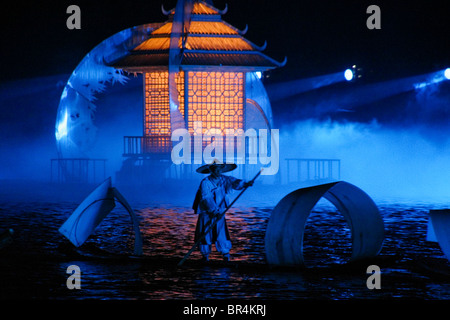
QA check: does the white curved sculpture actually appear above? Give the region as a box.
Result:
[265,181,384,266]
[59,177,143,256]
[428,209,450,262]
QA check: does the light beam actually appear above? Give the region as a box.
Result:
[266,71,346,102]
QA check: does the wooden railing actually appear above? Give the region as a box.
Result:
[285,158,341,183]
[123,136,172,155]
[123,135,256,156]
[51,158,107,184]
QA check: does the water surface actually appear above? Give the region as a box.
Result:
[0,198,449,300]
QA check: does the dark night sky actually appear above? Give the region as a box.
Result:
[0,0,449,139]
[0,0,448,83]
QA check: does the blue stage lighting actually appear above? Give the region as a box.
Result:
[444,68,450,80]
[344,69,354,81]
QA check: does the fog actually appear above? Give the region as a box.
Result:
[1,72,449,204]
[278,119,450,201]
[0,75,67,181]
[273,73,450,202]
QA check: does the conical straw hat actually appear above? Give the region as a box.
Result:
[196,159,237,174]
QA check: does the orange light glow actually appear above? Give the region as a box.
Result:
[143,70,244,153]
[144,71,184,152]
[135,36,252,52]
[188,71,244,138]
[151,21,239,36]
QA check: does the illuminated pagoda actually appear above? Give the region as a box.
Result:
[106,0,285,184]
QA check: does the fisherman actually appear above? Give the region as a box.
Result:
[192,159,253,262]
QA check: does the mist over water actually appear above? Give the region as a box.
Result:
[0,75,142,183]
[272,74,450,202]
[0,75,67,181]
[279,119,450,201]
[1,72,450,204]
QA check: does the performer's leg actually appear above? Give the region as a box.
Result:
[215,239,232,261]
[215,216,232,260]
[196,213,212,261]
[199,244,211,261]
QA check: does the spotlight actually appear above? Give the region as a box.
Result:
[344,69,354,81]
[444,68,450,80]
[255,71,263,80]
[344,65,363,82]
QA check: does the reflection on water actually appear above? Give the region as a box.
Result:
[0,200,449,300]
[304,201,353,266]
[134,206,270,263]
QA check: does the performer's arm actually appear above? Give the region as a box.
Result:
[228,176,253,190]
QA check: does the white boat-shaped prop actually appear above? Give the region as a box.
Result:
[427,209,450,262]
[265,181,385,267]
[59,177,143,256]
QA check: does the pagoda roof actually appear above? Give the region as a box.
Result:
[108,1,286,72]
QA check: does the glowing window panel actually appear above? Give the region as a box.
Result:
[143,71,184,152]
[187,71,244,139]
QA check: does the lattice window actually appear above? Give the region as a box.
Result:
[142,71,244,154]
[143,71,184,153]
[187,71,244,136]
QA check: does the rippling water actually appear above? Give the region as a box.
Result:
[0,197,449,300]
